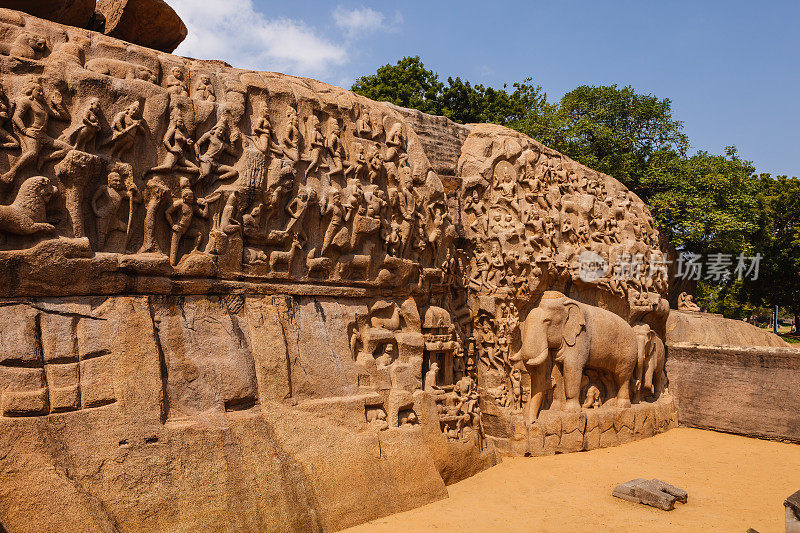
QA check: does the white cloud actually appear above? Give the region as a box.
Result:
[332,6,386,37]
[171,0,347,78]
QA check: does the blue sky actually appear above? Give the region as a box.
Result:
[171,0,800,178]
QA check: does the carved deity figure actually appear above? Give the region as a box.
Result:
[385,122,405,165]
[91,170,141,250]
[2,80,70,185]
[678,291,701,312]
[165,178,210,265]
[367,144,384,184]
[194,74,215,102]
[355,104,374,138]
[396,169,416,258]
[165,67,189,97]
[194,120,238,187]
[147,107,198,175]
[107,101,145,161]
[344,142,367,182]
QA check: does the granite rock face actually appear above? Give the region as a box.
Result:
[0,0,96,28]
[0,8,695,532]
[96,0,187,52]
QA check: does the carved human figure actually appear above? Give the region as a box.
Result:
[284,185,317,244]
[581,375,602,409]
[424,362,443,394]
[385,122,405,165]
[282,106,300,166]
[165,178,210,265]
[107,101,145,161]
[2,80,70,185]
[326,120,345,182]
[147,107,198,175]
[251,106,282,157]
[91,170,141,250]
[165,67,189,97]
[305,117,325,179]
[509,367,523,410]
[344,142,367,182]
[320,188,347,256]
[66,97,102,152]
[396,169,416,257]
[464,188,487,236]
[366,144,384,184]
[194,120,239,187]
[0,84,19,150]
[194,74,216,102]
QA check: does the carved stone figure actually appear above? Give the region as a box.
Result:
[194,119,238,187]
[165,178,210,265]
[2,79,70,185]
[632,323,667,399]
[194,74,216,102]
[0,175,57,235]
[165,67,189,97]
[147,107,197,174]
[0,32,47,59]
[85,58,158,83]
[92,170,141,250]
[678,291,701,312]
[0,84,19,150]
[107,101,145,161]
[510,291,638,423]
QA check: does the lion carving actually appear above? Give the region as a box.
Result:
[0,176,58,235]
[85,58,159,84]
[0,32,47,59]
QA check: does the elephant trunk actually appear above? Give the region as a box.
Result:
[526,347,549,367]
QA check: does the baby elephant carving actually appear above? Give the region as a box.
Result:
[0,33,47,59]
[85,58,158,84]
[0,176,58,235]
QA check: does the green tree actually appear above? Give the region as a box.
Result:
[552,85,689,192]
[743,175,800,326]
[351,56,444,116]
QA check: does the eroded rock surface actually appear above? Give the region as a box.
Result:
[96,0,187,52]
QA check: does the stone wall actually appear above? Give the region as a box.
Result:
[666,343,800,442]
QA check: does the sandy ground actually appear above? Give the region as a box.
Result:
[346,428,800,533]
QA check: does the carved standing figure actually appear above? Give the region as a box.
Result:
[165,67,189,97]
[165,178,210,265]
[326,120,345,182]
[320,188,347,256]
[91,170,141,250]
[509,291,638,424]
[305,117,324,179]
[0,84,19,150]
[282,106,300,166]
[2,80,70,185]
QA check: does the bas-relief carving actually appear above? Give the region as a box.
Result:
[0,9,676,456]
[457,125,673,439]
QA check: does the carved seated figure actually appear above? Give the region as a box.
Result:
[677,291,701,312]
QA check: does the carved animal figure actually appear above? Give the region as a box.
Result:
[510,290,638,424]
[0,176,57,235]
[632,323,667,399]
[269,237,303,274]
[0,33,47,59]
[85,58,158,84]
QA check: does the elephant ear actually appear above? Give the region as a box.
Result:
[563,302,586,347]
[646,329,656,354]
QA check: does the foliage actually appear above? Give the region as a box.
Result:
[742,176,800,323]
[351,56,444,116]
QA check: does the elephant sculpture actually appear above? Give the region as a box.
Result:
[632,323,667,400]
[510,291,638,424]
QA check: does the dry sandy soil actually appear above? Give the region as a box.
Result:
[347,427,800,533]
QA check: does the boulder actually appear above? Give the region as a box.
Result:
[0,0,96,27]
[96,0,187,53]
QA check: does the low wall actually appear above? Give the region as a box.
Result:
[666,343,800,442]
